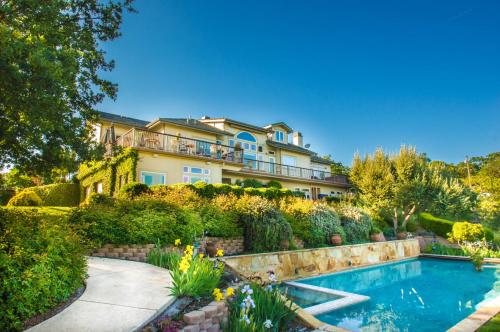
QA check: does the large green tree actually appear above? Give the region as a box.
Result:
[0,0,134,177]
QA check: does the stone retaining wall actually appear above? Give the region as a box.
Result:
[181,301,228,332]
[91,237,245,261]
[223,239,421,281]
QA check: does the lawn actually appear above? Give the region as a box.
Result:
[477,314,500,332]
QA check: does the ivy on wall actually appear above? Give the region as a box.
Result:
[77,148,138,200]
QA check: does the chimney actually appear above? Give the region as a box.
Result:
[292,131,303,147]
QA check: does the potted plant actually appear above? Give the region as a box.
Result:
[330,234,342,246]
[370,227,385,242]
[461,241,486,272]
[396,227,407,240]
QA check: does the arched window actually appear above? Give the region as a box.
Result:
[236,131,256,142]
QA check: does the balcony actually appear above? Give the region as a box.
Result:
[241,159,349,185]
[116,128,244,163]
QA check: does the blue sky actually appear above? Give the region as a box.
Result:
[100,0,499,165]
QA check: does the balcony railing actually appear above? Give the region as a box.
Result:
[116,128,244,163]
[242,159,349,185]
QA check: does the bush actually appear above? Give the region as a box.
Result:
[338,205,372,243]
[0,188,15,205]
[151,184,204,209]
[418,213,454,237]
[200,205,243,238]
[7,190,42,206]
[69,197,203,246]
[0,208,86,331]
[448,222,488,243]
[241,178,263,188]
[266,180,282,189]
[192,181,217,199]
[118,182,151,199]
[28,183,80,206]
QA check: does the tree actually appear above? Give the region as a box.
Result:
[322,155,350,175]
[0,0,135,177]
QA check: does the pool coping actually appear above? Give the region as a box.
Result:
[284,281,370,316]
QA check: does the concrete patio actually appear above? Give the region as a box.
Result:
[27,257,174,332]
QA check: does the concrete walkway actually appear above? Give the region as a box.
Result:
[28,257,174,332]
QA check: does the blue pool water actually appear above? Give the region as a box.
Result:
[297,258,499,331]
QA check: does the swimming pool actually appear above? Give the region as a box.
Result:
[295,258,499,331]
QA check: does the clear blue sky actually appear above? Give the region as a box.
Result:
[100,0,499,165]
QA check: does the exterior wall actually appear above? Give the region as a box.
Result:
[149,122,222,142]
[137,151,224,184]
[277,149,311,168]
[223,239,421,281]
[98,120,134,141]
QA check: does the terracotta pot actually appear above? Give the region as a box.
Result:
[370,232,385,242]
[205,242,218,257]
[330,234,342,246]
[396,232,407,240]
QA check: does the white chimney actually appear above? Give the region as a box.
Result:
[292,131,303,147]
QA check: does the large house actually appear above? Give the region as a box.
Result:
[94,111,349,200]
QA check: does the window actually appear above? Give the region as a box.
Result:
[183,166,211,184]
[275,130,284,142]
[141,171,166,186]
[236,132,256,142]
[229,139,235,147]
[96,182,103,193]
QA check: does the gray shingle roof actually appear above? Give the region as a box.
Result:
[266,140,314,155]
[152,118,233,136]
[97,111,149,127]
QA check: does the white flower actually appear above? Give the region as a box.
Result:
[241,284,252,294]
[243,295,255,308]
[264,319,273,329]
[241,314,250,324]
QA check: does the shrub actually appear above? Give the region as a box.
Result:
[146,242,181,270]
[418,213,454,237]
[27,183,80,206]
[7,190,42,206]
[192,181,217,199]
[117,182,151,199]
[200,205,243,238]
[0,188,15,205]
[241,178,263,188]
[0,208,86,331]
[169,245,224,297]
[308,205,344,245]
[266,180,282,189]
[237,195,293,252]
[226,283,296,332]
[448,222,488,243]
[69,197,203,246]
[151,184,204,209]
[338,205,372,243]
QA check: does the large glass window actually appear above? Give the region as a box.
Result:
[236,132,256,142]
[282,155,296,166]
[183,166,211,184]
[141,171,166,186]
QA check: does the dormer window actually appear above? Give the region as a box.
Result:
[275,130,284,142]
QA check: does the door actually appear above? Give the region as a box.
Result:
[311,187,320,200]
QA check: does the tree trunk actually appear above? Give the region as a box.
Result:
[393,208,399,232]
[401,205,417,229]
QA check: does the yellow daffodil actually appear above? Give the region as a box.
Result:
[198,253,204,259]
[216,249,224,257]
[174,239,181,246]
[184,245,194,256]
[178,259,190,273]
[225,287,235,297]
[212,288,224,301]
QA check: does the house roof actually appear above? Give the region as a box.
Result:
[97,111,149,127]
[263,122,293,133]
[266,140,314,155]
[311,155,333,165]
[147,118,234,136]
[199,118,271,134]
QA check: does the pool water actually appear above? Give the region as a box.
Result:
[296,258,499,331]
[280,284,341,308]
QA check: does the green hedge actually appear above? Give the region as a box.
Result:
[0,208,86,331]
[9,183,80,207]
[418,212,454,237]
[7,190,42,206]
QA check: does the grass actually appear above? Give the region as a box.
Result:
[477,314,500,332]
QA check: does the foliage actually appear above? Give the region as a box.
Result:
[200,205,243,238]
[422,243,466,256]
[150,184,205,209]
[77,148,138,199]
[338,205,372,243]
[266,180,282,189]
[448,222,489,243]
[477,313,500,332]
[7,190,42,206]
[68,197,203,246]
[1,168,36,190]
[169,245,223,297]
[117,182,150,199]
[237,196,293,252]
[225,283,296,332]
[460,241,488,271]
[0,207,86,331]
[146,241,181,270]
[12,183,80,207]
[0,0,135,177]
[418,213,454,237]
[240,178,263,188]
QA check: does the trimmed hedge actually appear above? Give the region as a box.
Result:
[9,183,80,207]
[0,208,86,331]
[7,190,42,206]
[418,212,454,237]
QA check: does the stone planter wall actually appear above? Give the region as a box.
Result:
[181,301,228,332]
[223,238,421,281]
[91,237,245,261]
